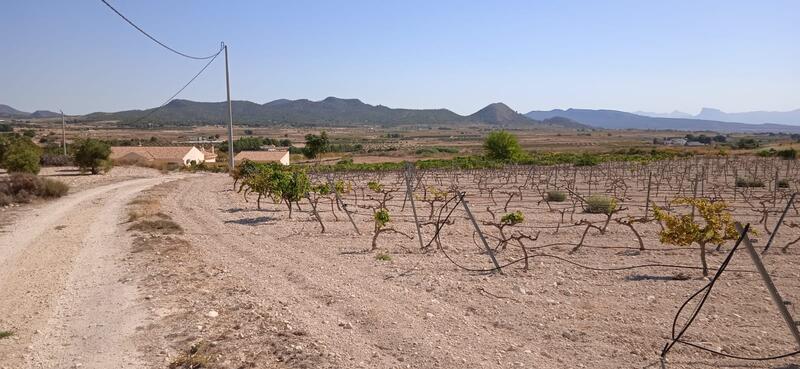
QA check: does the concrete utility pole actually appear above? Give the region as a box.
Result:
[60,110,66,155]
[223,42,235,170]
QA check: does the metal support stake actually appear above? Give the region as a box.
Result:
[461,193,503,274]
[328,175,360,235]
[763,192,797,255]
[223,43,235,171]
[644,171,652,220]
[736,223,800,349]
[404,162,425,250]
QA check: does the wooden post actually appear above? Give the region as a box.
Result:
[461,193,503,274]
[404,162,425,250]
[735,223,800,349]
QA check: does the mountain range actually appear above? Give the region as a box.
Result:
[525,108,800,133]
[4,99,800,133]
[82,98,587,129]
[0,104,60,119]
[635,107,800,125]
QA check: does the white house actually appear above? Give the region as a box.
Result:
[110,146,207,166]
[234,150,290,165]
[665,138,688,146]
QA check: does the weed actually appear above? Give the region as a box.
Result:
[0,330,13,339]
[546,190,567,202]
[376,253,392,261]
[128,219,183,234]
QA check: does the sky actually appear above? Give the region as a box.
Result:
[2,0,798,116]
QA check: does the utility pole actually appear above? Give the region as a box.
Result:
[60,110,66,155]
[223,42,235,170]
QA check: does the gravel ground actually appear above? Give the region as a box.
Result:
[2,169,798,369]
[130,173,800,369]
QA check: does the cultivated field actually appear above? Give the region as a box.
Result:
[1,156,799,368]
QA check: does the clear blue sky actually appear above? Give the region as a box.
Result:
[2,0,798,115]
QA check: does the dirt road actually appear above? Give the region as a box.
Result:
[0,175,184,369]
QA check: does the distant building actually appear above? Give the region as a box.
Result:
[110,146,206,166]
[201,146,217,163]
[665,138,688,146]
[686,141,706,147]
[234,150,290,165]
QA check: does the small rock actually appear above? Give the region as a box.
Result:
[206,310,219,318]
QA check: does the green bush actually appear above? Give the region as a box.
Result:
[584,195,617,214]
[546,190,567,202]
[735,177,765,188]
[73,139,111,174]
[484,131,524,162]
[3,141,41,174]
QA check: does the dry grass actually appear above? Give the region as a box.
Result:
[0,173,69,205]
[168,342,212,369]
[128,219,183,234]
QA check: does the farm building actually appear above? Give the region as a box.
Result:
[110,146,206,166]
[234,150,290,165]
[201,146,217,163]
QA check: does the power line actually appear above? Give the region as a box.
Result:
[125,48,222,126]
[100,0,220,60]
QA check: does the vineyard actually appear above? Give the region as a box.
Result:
[231,155,800,366]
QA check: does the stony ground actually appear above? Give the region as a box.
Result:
[2,170,800,369]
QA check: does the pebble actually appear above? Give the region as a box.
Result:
[206,310,219,318]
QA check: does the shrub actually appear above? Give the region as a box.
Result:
[0,173,69,204]
[546,190,567,202]
[584,195,617,214]
[735,177,765,188]
[3,141,41,174]
[778,179,790,188]
[483,131,524,162]
[40,153,72,167]
[73,139,111,174]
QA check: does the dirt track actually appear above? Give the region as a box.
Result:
[0,175,184,369]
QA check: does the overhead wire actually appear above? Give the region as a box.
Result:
[100,0,220,60]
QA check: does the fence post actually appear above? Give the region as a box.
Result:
[735,223,800,349]
[763,192,797,255]
[644,171,652,220]
[461,192,503,274]
[690,174,699,220]
[327,174,360,235]
[404,162,425,250]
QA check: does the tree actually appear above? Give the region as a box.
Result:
[483,131,524,162]
[3,140,41,174]
[303,131,330,160]
[73,139,111,174]
[653,198,739,277]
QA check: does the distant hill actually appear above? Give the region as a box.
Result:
[636,107,800,125]
[468,103,531,125]
[526,108,800,133]
[634,110,693,119]
[82,97,583,129]
[695,107,800,125]
[0,104,59,119]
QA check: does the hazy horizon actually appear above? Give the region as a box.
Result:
[3,0,798,116]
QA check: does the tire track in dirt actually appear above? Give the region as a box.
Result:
[0,175,185,369]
